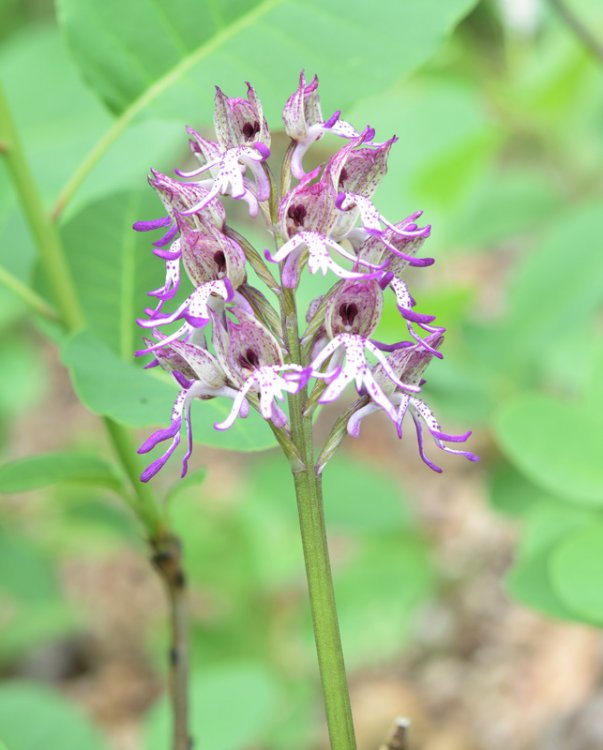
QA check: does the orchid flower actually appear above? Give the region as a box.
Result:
[283,70,360,178]
[264,168,385,287]
[211,310,303,430]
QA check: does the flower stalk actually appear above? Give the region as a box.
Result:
[279,275,357,748]
[291,463,357,749]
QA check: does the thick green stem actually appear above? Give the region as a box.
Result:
[281,287,357,750]
[291,466,357,750]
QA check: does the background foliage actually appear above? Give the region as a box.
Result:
[1,0,602,748]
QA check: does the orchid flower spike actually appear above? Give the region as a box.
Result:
[134,73,478,480]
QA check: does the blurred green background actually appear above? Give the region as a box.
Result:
[1,0,603,748]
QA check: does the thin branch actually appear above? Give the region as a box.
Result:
[0,264,59,321]
[379,718,410,750]
[152,533,192,750]
[548,0,603,65]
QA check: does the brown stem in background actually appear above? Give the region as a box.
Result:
[548,0,603,65]
[151,533,192,750]
[379,718,410,750]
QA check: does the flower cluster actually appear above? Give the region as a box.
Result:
[134,72,478,481]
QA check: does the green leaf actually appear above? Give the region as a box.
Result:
[335,535,435,667]
[448,166,564,249]
[322,457,411,532]
[0,531,77,662]
[0,335,46,419]
[58,0,479,123]
[0,530,59,602]
[0,682,109,750]
[488,462,562,518]
[0,25,181,214]
[145,664,280,750]
[61,330,276,451]
[504,203,603,355]
[58,191,165,356]
[550,522,603,625]
[0,452,123,493]
[505,504,593,622]
[494,393,603,506]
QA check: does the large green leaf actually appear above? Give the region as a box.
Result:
[0,452,123,493]
[0,26,180,214]
[550,522,603,625]
[0,682,109,750]
[58,0,479,123]
[494,393,603,506]
[61,330,276,451]
[59,190,165,356]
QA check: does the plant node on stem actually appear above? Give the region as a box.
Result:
[151,532,191,750]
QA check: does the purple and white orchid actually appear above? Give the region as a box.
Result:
[134,73,478,481]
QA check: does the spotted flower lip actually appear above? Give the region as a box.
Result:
[265,169,386,287]
[283,70,360,179]
[175,127,271,217]
[346,334,479,472]
[137,340,244,482]
[211,310,303,430]
[146,223,246,317]
[306,332,422,426]
[135,278,234,355]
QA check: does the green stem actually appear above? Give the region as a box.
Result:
[0,264,59,321]
[281,288,357,750]
[0,81,160,531]
[0,85,83,331]
[291,467,357,750]
[548,0,603,66]
[103,418,162,534]
[1,80,186,750]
